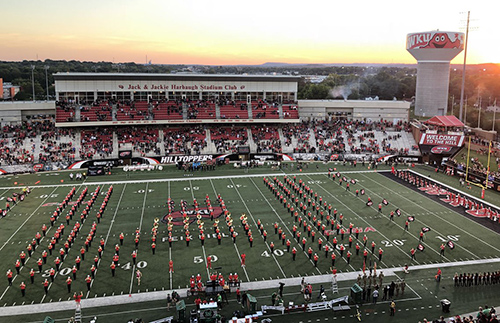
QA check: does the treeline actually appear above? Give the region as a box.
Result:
[0,60,180,100]
[0,60,498,130]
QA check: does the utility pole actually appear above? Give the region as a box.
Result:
[493,99,497,132]
[477,100,481,129]
[451,95,455,115]
[459,11,470,122]
[464,97,468,126]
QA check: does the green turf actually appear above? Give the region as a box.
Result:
[412,164,500,205]
[0,163,499,323]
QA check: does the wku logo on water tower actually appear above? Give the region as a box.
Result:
[407,32,463,50]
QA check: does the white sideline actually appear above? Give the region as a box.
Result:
[1,257,499,317]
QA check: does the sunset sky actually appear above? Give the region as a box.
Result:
[0,0,498,65]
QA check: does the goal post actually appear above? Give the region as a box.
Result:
[465,136,492,198]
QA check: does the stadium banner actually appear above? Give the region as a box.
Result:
[119,150,133,159]
[67,153,292,170]
[88,165,105,176]
[32,163,45,172]
[419,145,462,157]
[69,159,120,169]
[153,153,293,164]
[419,134,465,147]
[292,153,340,161]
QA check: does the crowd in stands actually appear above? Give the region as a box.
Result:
[211,127,248,153]
[80,103,112,122]
[0,116,422,167]
[449,151,500,183]
[80,128,113,159]
[0,117,74,165]
[251,126,282,153]
[117,127,160,156]
[164,126,207,155]
[218,99,248,119]
[282,123,313,153]
[312,120,345,154]
[187,100,216,119]
[56,98,298,122]
[253,100,280,119]
[152,100,183,120]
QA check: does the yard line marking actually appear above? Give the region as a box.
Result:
[42,184,101,303]
[362,172,500,254]
[87,184,127,298]
[0,170,385,190]
[0,187,58,253]
[168,180,173,290]
[209,179,250,282]
[343,174,455,261]
[230,178,286,278]
[169,246,173,290]
[358,173,479,259]
[249,178,328,274]
[393,272,422,300]
[188,180,210,279]
[201,246,210,279]
[305,175,420,265]
[129,183,149,295]
[1,187,70,303]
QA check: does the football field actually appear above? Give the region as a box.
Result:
[0,163,499,322]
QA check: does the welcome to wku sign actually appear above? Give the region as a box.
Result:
[419,134,465,147]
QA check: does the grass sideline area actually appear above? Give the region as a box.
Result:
[0,162,499,323]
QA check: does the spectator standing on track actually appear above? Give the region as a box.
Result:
[389,300,396,316]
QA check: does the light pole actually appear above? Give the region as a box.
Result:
[44,65,49,101]
[458,11,470,122]
[31,65,36,101]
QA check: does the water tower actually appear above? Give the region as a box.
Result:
[407,31,464,117]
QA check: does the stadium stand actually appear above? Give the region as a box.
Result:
[164,126,208,155]
[211,126,248,153]
[80,128,114,159]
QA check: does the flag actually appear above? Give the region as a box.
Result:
[366,201,373,206]
[447,241,455,249]
[382,199,388,206]
[421,227,431,233]
[351,179,356,184]
[360,189,365,195]
[407,216,415,222]
[342,176,347,182]
[395,209,401,216]
[417,244,425,251]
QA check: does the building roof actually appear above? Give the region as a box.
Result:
[53,73,300,83]
[425,115,464,127]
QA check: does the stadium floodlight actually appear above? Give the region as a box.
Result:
[45,65,49,101]
[31,65,36,101]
